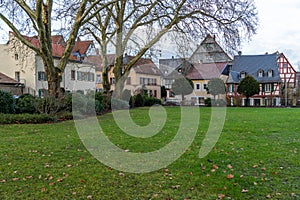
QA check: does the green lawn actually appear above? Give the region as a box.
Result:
[0,107,299,199]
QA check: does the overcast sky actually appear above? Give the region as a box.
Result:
[1,0,299,71]
[241,0,300,70]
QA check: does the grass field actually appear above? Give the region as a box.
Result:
[0,107,299,199]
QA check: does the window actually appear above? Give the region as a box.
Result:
[96,75,102,83]
[126,77,131,85]
[110,77,115,85]
[71,70,76,80]
[139,77,157,85]
[258,70,264,77]
[240,71,247,79]
[154,90,157,97]
[265,83,274,92]
[267,70,273,77]
[203,84,207,91]
[195,83,200,91]
[15,54,19,60]
[88,73,94,81]
[77,71,94,81]
[38,71,47,81]
[228,84,234,93]
[15,71,20,82]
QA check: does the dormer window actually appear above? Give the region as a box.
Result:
[258,69,264,77]
[267,70,273,77]
[240,71,247,79]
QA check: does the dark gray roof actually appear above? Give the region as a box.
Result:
[227,53,281,83]
[159,58,185,76]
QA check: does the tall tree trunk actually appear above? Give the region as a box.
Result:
[101,45,110,93]
[47,67,62,98]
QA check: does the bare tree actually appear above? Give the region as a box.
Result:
[80,0,257,95]
[0,0,113,97]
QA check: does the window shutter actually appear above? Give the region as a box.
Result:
[261,84,265,92]
[231,84,234,92]
[271,83,274,92]
[38,72,41,81]
[44,72,47,81]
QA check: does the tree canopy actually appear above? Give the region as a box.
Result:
[172,77,194,100]
[0,0,258,97]
[237,75,260,105]
[207,78,226,99]
[0,0,112,97]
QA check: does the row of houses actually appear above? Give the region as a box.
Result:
[0,32,299,106]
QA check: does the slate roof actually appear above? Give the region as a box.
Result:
[159,58,185,76]
[0,72,19,85]
[227,53,281,83]
[186,62,227,80]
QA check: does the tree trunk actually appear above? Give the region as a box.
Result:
[47,69,62,98]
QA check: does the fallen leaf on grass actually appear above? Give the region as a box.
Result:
[153,193,159,198]
[0,179,6,183]
[12,178,19,181]
[119,172,125,176]
[261,167,267,171]
[171,185,180,189]
[226,174,234,179]
[218,194,225,199]
[241,189,248,193]
[56,178,63,182]
[87,195,92,199]
[227,164,233,169]
[212,164,219,169]
[253,165,258,168]
[266,194,272,199]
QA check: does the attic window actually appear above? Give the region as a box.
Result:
[206,43,214,50]
[258,69,264,77]
[240,71,247,79]
[267,70,273,77]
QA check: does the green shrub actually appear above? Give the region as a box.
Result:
[0,113,54,124]
[111,98,129,110]
[0,90,15,114]
[144,96,161,106]
[134,94,144,107]
[15,94,37,114]
[59,92,72,112]
[205,98,211,107]
[35,96,61,115]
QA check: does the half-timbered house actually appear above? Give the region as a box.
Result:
[226,53,282,106]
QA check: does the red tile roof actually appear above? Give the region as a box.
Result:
[186,62,227,80]
[0,72,19,84]
[10,32,92,61]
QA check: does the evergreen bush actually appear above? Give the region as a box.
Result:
[0,90,15,114]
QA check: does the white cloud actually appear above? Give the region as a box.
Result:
[242,0,300,70]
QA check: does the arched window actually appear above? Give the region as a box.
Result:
[240,71,247,79]
[267,70,273,77]
[258,69,264,77]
